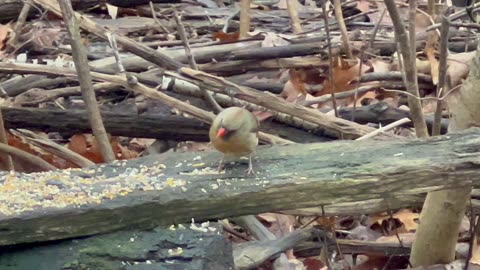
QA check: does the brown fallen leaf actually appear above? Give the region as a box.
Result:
[369,209,419,234]
[376,232,415,245]
[0,23,12,51]
[447,51,475,87]
[321,56,370,96]
[211,31,240,42]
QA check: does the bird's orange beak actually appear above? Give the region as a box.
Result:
[216,127,227,138]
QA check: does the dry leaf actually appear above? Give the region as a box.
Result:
[370,59,391,73]
[302,258,324,270]
[257,213,297,238]
[273,254,305,270]
[129,138,156,152]
[5,132,67,171]
[0,24,12,51]
[68,134,137,163]
[106,3,119,19]
[356,0,370,13]
[416,58,431,74]
[288,68,325,94]
[348,225,383,241]
[262,32,290,47]
[369,209,419,233]
[211,31,240,42]
[447,51,475,87]
[321,57,370,96]
[471,234,480,265]
[352,255,390,270]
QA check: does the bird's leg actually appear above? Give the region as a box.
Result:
[217,157,225,172]
[246,154,255,176]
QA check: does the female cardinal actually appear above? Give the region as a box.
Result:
[209,107,259,175]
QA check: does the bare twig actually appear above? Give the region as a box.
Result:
[322,0,339,117]
[356,118,411,141]
[368,8,387,51]
[381,84,460,102]
[0,108,13,171]
[163,75,369,136]
[286,0,302,34]
[432,14,450,136]
[7,0,32,47]
[384,0,428,138]
[106,32,137,86]
[409,0,417,58]
[239,0,251,38]
[232,215,276,240]
[149,1,170,34]
[332,0,353,59]
[0,142,56,171]
[223,9,240,33]
[304,83,380,107]
[173,11,222,113]
[352,45,365,122]
[16,83,119,106]
[10,129,94,168]
[351,8,387,121]
[58,0,115,162]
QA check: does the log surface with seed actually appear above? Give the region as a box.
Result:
[1,128,480,246]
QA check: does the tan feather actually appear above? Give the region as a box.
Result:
[209,107,259,174]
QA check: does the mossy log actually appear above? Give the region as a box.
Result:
[0,223,233,270]
[2,128,480,246]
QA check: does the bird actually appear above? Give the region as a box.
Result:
[209,107,259,175]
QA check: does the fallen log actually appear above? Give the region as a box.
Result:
[2,107,209,141]
[1,128,480,246]
[0,223,233,270]
[1,107,325,143]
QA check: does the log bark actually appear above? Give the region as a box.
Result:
[2,107,210,141]
[1,107,325,143]
[337,102,449,134]
[0,223,233,270]
[1,128,480,246]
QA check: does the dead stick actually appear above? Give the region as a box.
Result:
[322,0,339,117]
[58,0,115,162]
[432,14,450,136]
[7,0,32,47]
[286,0,302,34]
[11,129,95,168]
[0,142,56,171]
[173,11,222,113]
[0,108,13,171]
[384,0,428,138]
[239,0,251,38]
[332,0,353,59]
